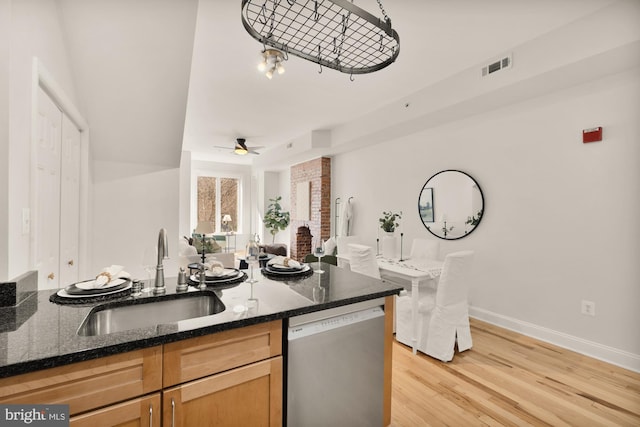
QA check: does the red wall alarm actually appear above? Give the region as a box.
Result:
[583,127,602,143]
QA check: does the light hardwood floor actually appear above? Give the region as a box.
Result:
[391,318,640,426]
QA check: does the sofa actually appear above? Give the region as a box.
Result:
[259,243,287,257]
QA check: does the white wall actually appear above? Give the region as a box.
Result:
[333,68,640,370]
[260,171,277,245]
[327,0,640,371]
[178,150,192,238]
[259,170,291,248]
[278,170,291,248]
[92,161,180,280]
[4,0,81,281]
[0,0,10,281]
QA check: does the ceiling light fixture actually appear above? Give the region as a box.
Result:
[258,48,286,79]
[234,140,249,155]
[241,0,400,77]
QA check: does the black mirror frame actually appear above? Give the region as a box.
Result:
[418,169,485,241]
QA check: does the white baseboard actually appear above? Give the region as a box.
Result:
[469,306,640,373]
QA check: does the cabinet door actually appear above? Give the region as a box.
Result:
[70,393,161,427]
[163,357,282,427]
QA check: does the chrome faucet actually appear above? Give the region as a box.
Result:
[153,228,169,294]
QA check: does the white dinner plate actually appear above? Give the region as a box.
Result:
[76,278,126,290]
[57,283,132,298]
[190,269,243,283]
[268,263,304,272]
[205,268,238,278]
[265,264,311,275]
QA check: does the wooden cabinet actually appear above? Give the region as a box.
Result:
[0,346,162,417]
[0,320,283,426]
[70,393,161,427]
[163,320,282,387]
[163,357,282,427]
[162,320,283,427]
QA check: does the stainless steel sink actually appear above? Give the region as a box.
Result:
[77,293,225,336]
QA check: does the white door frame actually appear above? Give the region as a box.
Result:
[30,58,91,283]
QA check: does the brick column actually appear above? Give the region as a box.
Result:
[295,225,312,261]
[290,157,331,261]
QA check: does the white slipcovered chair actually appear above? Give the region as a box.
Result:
[177,238,200,270]
[177,239,236,269]
[409,238,440,261]
[396,250,474,361]
[336,236,361,267]
[347,244,381,279]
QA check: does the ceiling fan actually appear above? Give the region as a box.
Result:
[213,138,262,156]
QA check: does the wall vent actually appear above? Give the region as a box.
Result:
[482,53,512,77]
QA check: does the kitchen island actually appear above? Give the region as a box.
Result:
[0,263,402,426]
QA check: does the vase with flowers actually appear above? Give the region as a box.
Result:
[379,211,402,259]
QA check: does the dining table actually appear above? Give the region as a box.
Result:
[336,254,444,354]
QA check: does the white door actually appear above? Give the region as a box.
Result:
[59,113,81,287]
[35,88,62,289]
[35,88,82,289]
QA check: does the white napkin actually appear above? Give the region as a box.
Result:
[204,260,225,276]
[268,256,301,269]
[94,265,131,287]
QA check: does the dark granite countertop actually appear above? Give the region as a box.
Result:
[0,263,401,379]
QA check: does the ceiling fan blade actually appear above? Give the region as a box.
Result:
[212,139,261,155]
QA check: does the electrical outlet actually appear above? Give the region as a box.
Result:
[581,300,595,316]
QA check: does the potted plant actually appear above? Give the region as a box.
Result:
[379,211,402,233]
[263,196,290,243]
[465,209,483,226]
[379,211,402,258]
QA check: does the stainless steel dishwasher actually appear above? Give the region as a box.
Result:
[286,298,386,426]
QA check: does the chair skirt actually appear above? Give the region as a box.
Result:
[394,293,436,350]
[424,302,473,361]
[395,296,472,362]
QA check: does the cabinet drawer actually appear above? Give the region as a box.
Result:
[70,393,161,427]
[163,320,282,387]
[0,346,162,416]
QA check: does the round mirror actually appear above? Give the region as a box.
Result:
[418,170,484,240]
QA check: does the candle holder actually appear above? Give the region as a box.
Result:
[442,221,454,238]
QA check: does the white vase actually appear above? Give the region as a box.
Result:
[382,232,396,259]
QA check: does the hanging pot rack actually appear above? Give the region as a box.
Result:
[241,0,400,75]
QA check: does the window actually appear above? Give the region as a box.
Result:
[196,175,240,233]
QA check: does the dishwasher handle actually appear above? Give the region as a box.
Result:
[288,306,384,340]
